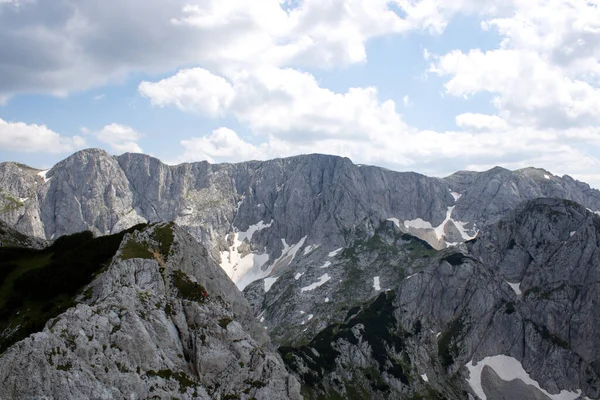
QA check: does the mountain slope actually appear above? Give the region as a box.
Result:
[0,223,301,400]
[277,199,599,399]
[2,149,600,292]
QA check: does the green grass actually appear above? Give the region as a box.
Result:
[154,223,174,259]
[120,239,153,260]
[171,270,208,303]
[0,224,148,354]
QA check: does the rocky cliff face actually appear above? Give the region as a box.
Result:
[2,149,600,399]
[0,223,301,400]
[2,149,600,289]
[278,199,599,399]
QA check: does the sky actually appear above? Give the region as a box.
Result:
[1,0,600,187]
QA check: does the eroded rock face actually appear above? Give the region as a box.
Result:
[4,150,600,399]
[0,224,301,400]
[4,150,600,294]
[278,199,600,399]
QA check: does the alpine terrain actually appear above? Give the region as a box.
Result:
[0,148,599,399]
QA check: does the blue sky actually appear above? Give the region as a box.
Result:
[1,0,600,187]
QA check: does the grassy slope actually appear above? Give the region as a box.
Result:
[0,224,147,353]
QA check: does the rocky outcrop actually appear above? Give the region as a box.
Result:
[279,199,600,399]
[0,224,301,400]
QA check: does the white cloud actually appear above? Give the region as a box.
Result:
[429,0,600,129]
[0,118,86,153]
[140,66,407,141]
[402,95,412,107]
[0,0,432,100]
[139,68,235,116]
[178,127,267,164]
[95,124,143,154]
[455,113,508,131]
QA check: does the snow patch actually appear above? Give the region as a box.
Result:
[544,174,551,180]
[273,236,307,269]
[37,169,51,183]
[301,274,331,292]
[18,197,28,202]
[294,272,304,280]
[219,220,273,290]
[404,206,477,242]
[386,217,401,228]
[237,220,273,242]
[328,248,343,257]
[264,277,278,293]
[405,273,418,280]
[570,231,576,237]
[506,281,522,296]
[303,244,319,255]
[324,297,329,303]
[421,373,429,382]
[308,314,313,321]
[260,316,265,323]
[373,276,381,291]
[319,261,331,269]
[450,191,463,201]
[466,355,585,400]
[300,311,305,315]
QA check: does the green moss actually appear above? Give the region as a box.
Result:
[147,369,197,393]
[218,317,232,329]
[0,194,25,213]
[438,317,464,368]
[153,223,175,259]
[56,362,72,371]
[120,239,153,260]
[281,291,411,394]
[171,270,208,303]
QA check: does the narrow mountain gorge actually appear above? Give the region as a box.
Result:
[1,149,599,399]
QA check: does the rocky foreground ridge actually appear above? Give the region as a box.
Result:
[1,149,600,399]
[0,223,301,400]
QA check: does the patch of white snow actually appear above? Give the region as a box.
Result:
[328,248,343,257]
[319,261,331,269]
[303,244,319,255]
[450,192,463,201]
[506,281,522,296]
[308,314,313,321]
[301,274,331,292]
[264,277,278,293]
[570,231,576,237]
[421,373,429,382]
[324,297,329,303]
[237,220,273,242]
[466,355,584,400]
[295,272,304,280]
[37,170,51,183]
[386,218,401,228]
[219,221,273,290]
[544,174,551,180]
[373,276,381,291]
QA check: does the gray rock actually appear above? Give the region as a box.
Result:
[0,224,301,400]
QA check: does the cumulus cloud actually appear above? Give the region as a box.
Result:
[0,118,86,153]
[178,128,267,164]
[140,66,407,141]
[95,124,143,154]
[0,0,427,100]
[429,0,600,129]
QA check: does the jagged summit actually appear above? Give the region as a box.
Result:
[2,150,600,399]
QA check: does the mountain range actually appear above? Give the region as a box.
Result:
[0,148,599,399]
